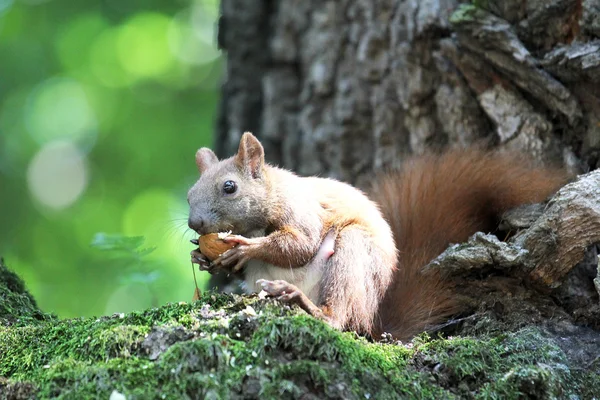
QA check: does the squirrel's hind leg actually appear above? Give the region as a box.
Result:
[256,229,337,323]
[317,227,389,334]
[258,227,389,336]
[256,279,332,323]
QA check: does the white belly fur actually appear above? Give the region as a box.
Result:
[243,228,335,305]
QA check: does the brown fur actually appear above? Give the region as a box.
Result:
[254,169,398,335]
[370,149,569,340]
[189,133,569,340]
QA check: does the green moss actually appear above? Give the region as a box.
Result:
[472,0,489,10]
[155,335,253,398]
[0,260,55,326]
[449,4,482,25]
[248,313,450,399]
[477,365,561,400]
[0,295,449,399]
[39,357,159,399]
[0,266,597,399]
[0,291,244,379]
[575,370,600,399]
[415,328,578,398]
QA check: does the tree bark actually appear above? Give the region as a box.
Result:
[217,0,600,187]
[216,0,600,331]
[3,3,600,397]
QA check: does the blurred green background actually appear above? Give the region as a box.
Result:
[0,0,221,318]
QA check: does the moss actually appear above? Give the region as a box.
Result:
[477,364,561,399]
[156,335,249,398]
[0,264,597,399]
[449,4,482,25]
[248,315,445,399]
[0,376,37,400]
[1,295,447,399]
[472,0,489,10]
[575,370,600,399]
[2,300,595,399]
[0,260,55,326]
[414,328,581,398]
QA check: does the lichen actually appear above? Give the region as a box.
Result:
[1,262,598,399]
[449,4,482,25]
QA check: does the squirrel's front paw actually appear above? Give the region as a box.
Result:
[212,246,250,272]
[190,249,215,272]
[212,236,263,272]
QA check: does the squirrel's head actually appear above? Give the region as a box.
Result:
[187,132,270,235]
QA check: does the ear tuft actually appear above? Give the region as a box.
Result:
[234,132,265,178]
[196,148,219,174]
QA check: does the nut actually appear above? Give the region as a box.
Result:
[198,233,236,261]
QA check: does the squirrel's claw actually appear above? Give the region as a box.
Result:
[257,279,328,321]
[197,262,214,272]
[190,249,213,271]
[257,279,305,306]
[257,279,297,298]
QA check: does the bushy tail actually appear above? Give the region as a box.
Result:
[370,149,569,340]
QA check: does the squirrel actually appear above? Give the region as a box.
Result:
[187,132,568,340]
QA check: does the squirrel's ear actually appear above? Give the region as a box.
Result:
[196,148,219,174]
[234,132,265,178]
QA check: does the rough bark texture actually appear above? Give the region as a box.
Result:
[517,170,600,287]
[214,1,600,390]
[217,0,600,188]
[423,170,600,334]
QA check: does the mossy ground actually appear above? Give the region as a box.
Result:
[0,260,55,327]
[1,262,599,399]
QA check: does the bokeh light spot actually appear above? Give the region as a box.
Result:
[123,188,182,250]
[122,189,197,298]
[27,141,88,210]
[117,12,175,79]
[89,28,134,88]
[190,0,219,43]
[168,8,220,66]
[56,13,107,72]
[19,0,52,5]
[0,0,13,15]
[25,77,97,147]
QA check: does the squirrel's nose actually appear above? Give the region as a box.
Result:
[188,216,205,233]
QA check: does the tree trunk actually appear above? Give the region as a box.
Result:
[2,3,600,397]
[217,0,600,188]
[216,0,600,345]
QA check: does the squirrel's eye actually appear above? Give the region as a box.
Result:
[223,180,237,194]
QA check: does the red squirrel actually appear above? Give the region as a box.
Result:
[188,132,568,340]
